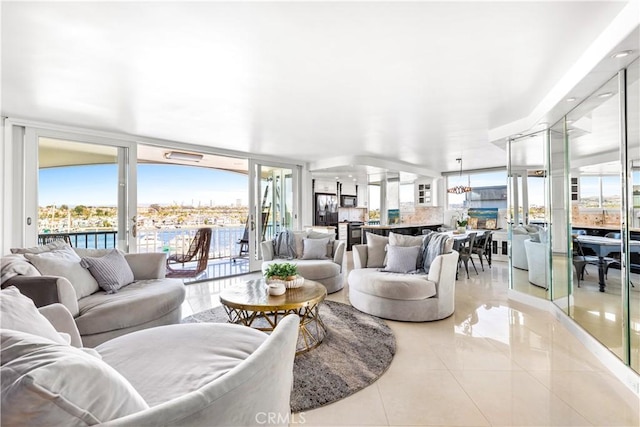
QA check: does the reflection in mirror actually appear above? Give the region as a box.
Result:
[627,57,639,373]
[549,120,570,308]
[566,73,626,360]
[508,130,550,299]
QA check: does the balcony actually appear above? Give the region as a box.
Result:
[38,225,257,282]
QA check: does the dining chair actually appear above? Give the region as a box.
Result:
[572,236,589,288]
[472,231,492,271]
[458,232,478,279]
[602,232,635,287]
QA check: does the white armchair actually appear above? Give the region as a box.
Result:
[524,239,549,289]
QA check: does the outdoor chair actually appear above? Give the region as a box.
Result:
[38,234,72,246]
[166,227,212,279]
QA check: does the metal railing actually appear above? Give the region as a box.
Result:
[39,226,250,260]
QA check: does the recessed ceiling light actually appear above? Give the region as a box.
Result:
[566,97,577,102]
[348,174,353,178]
[611,50,633,58]
[597,92,613,98]
[353,178,357,182]
[335,176,340,180]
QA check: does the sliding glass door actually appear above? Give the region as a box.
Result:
[248,160,299,271]
[27,129,135,252]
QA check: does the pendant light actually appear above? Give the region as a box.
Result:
[447,158,472,194]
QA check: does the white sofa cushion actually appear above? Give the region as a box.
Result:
[262,259,340,281]
[349,268,437,301]
[1,254,41,284]
[75,279,185,337]
[24,246,100,298]
[389,232,425,247]
[97,323,268,407]
[0,286,69,345]
[10,240,69,255]
[365,232,389,268]
[0,329,149,426]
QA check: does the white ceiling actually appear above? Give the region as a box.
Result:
[1,1,637,181]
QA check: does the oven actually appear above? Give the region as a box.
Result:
[347,221,363,250]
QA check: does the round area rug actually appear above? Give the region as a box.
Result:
[183,300,396,412]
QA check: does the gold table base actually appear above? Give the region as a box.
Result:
[219,280,328,355]
[223,303,327,354]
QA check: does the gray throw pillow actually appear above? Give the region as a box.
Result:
[301,238,330,260]
[80,249,134,294]
[382,245,421,273]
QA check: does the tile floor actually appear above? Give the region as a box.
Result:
[181,255,640,427]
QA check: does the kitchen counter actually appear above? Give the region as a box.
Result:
[361,223,442,241]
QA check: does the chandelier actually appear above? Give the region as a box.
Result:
[447,158,472,194]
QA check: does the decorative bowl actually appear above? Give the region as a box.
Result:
[283,275,304,289]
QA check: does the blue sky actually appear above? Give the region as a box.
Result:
[39,164,248,207]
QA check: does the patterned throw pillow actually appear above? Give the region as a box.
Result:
[382,245,421,273]
[80,250,134,294]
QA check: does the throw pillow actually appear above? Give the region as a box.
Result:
[366,232,389,268]
[293,231,308,258]
[307,230,336,258]
[301,238,330,260]
[10,240,69,255]
[1,254,41,284]
[382,245,421,273]
[1,329,149,426]
[25,247,100,299]
[0,286,68,345]
[80,249,134,294]
[389,232,425,247]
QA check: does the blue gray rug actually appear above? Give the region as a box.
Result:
[183,300,396,412]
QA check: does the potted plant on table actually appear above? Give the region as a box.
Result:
[456,213,469,234]
[264,263,304,289]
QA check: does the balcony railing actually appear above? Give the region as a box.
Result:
[39,226,249,260]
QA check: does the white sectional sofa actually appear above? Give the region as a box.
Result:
[1,242,185,347]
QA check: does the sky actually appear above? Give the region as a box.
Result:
[39,164,248,207]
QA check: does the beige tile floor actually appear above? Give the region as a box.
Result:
[181,255,640,427]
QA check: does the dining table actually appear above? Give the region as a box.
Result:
[576,235,640,292]
[441,230,489,278]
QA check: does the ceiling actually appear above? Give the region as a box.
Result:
[2,1,637,183]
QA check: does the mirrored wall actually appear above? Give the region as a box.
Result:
[508,130,550,300]
[508,57,639,373]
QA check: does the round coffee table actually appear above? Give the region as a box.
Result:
[219,278,328,354]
